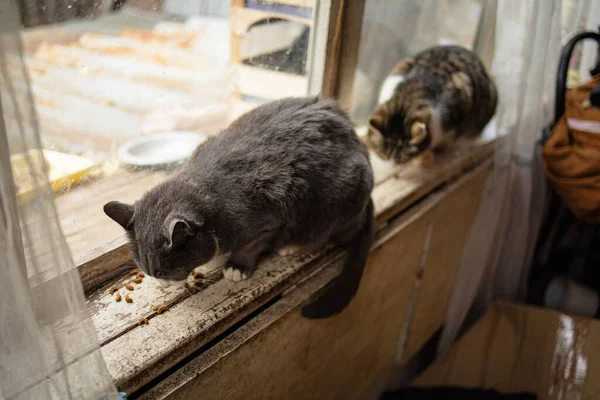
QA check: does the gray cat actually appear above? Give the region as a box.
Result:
[104,96,374,318]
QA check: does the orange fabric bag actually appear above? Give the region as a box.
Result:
[543,75,600,223]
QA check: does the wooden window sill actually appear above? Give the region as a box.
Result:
[83,138,496,394]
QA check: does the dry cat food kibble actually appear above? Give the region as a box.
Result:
[125,282,134,291]
[125,294,133,303]
[157,306,169,314]
[109,286,119,294]
[115,293,122,302]
[191,271,204,279]
[138,318,149,325]
[129,270,140,276]
[133,277,143,284]
[137,272,145,278]
[152,305,159,311]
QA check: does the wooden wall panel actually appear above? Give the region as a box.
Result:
[142,162,492,400]
[402,165,491,362]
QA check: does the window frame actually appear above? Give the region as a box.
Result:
[14,1,502,394]
[66,0,368,293]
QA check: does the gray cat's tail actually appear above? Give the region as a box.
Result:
[301,198,375,319]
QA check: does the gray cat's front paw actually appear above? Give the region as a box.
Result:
[223,262,253,282]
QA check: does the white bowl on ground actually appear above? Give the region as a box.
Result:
[118,131,207,169]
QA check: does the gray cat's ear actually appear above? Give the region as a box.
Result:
[166,214,204,247]
[104,201,134,230]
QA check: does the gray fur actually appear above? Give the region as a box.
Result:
[105,97,374,316]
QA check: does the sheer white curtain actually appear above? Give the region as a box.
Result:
[0,0,119,398]
[438,0,584,356]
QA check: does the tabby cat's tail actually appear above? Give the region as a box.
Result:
[302,198,375,319]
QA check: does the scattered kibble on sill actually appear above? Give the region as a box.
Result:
[157,306,169,314]
[191,271,203,279]
[106,268,215,321]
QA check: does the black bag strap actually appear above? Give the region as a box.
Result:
[554,27,600,125]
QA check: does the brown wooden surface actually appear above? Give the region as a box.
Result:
[401,162,490,361]
[412,302,600,400]
[68,137,490,292]
[233,64,309,99]
[230,5,312,37]
[61,147,401,292]
[55,139,444,287]
[263,0,314,7]
[54,169,170,263]
[138,157,492,400]
[89,140,494,394]
[320,0,366,110]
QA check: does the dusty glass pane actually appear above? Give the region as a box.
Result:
[11,0,317,265]
[349,0,484,127]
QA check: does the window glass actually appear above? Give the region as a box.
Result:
[349,0,484,127]
[12,0,317,264]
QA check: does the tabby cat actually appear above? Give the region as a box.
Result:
[367,45,497,165]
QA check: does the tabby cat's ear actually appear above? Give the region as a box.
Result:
[165,212,204,247]
[104,201,134,230]
[409,122,428,146]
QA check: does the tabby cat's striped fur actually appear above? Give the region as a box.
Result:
[367,45,497,165]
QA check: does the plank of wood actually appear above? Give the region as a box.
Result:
[320,0,366,111]
[233,64,309,99]
[333,0,366,110]
[230,33,242,64]
[57,170,170,261]
[19,169,169,289]
[373,139,495,229]
[75,143,410,342]
[137,157,492,400]
[139,252,345,400]
[89,258,231,347]
[230,5,312,37]
[101,248,332,392]
[16,141,392,293]
[92,142,494,393]
[401,160,492,362]
[69,146,405,292]
[260,0,314,8]
[27,59,200,115]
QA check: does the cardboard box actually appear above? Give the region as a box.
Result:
[411,301,600,399]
